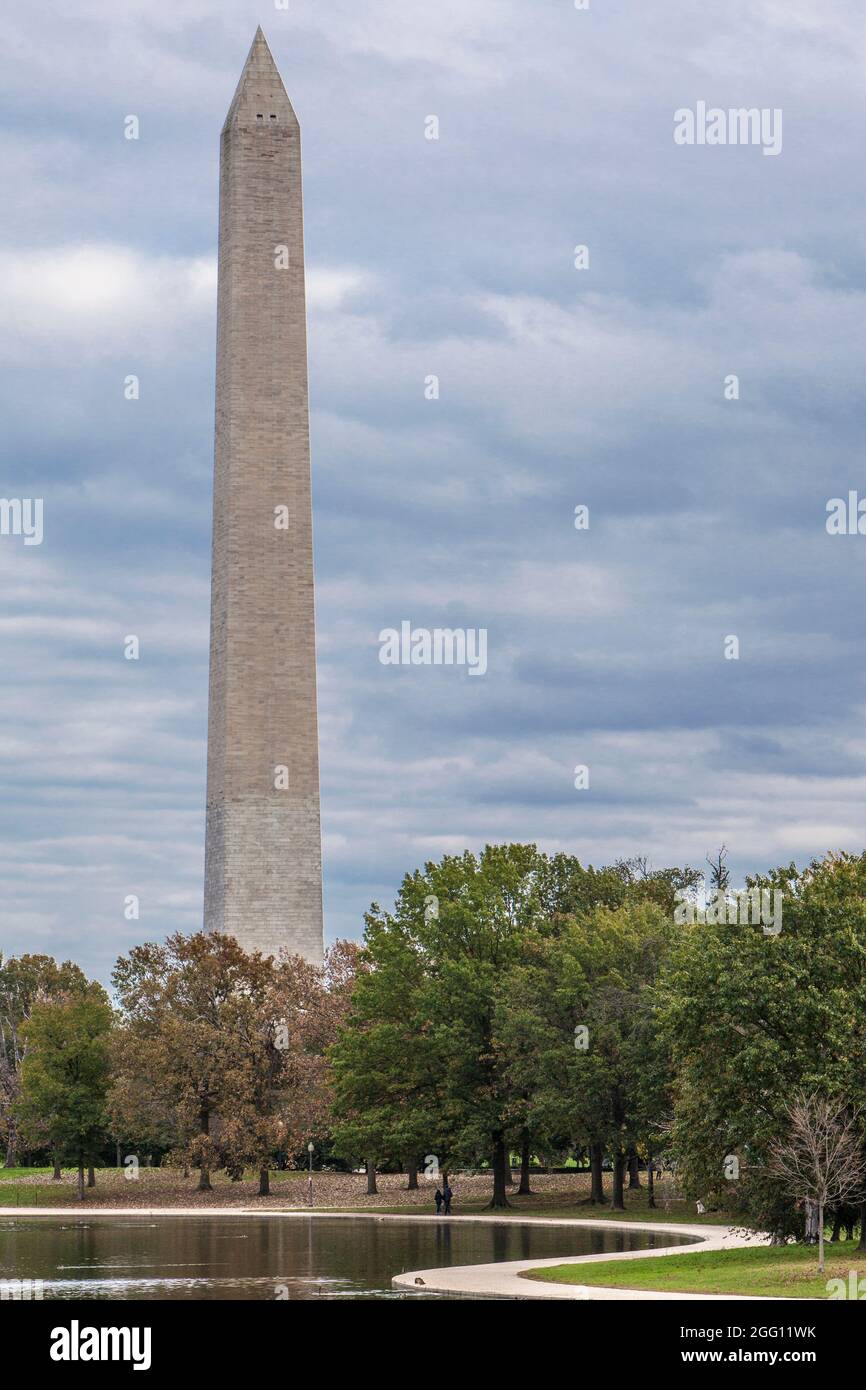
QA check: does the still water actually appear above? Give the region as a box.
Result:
[0,1214,696,1299]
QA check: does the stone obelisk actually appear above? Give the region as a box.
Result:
[204,27,324,965]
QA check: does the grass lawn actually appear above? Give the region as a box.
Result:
[0,1165,313,1208]
[523,1240,866,1299]
[357,1190,743,1226]
[0,1168,65,1207]
[0,1165,743,1225]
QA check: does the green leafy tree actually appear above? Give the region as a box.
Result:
[333,847,695,1209]
[497,901,674,1209]
[330,907,441,1188]
[15,985,113,1199]
[661,853,866,1240]
[333,845,553,1206]
[0,954,89,1167]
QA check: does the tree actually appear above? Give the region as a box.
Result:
[661,853,866,1238]
[0,954,88,1166]
[218,944,355,1195]
[15,985,113,1199]
[106,1025,178,1167]
[333,847,696,1209]
[706,845,730,893]
[112,934,239,1190]
[769,1093,866,1273]
[497,902,675,1210]
[333,845,553,1207]
[330,907,440,1188]
[111,932,354,1194]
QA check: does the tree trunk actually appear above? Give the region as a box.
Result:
[406,1159,418,1190]
[488,1134,511,1209]
[590,1143,606,1204]
[366,1158,378,1195]
[628,1148,641,1188]
[5,1139,17,1168]
[859,1202,866,1252]
[259,1168,270,1197]
[611,1149,626,1211]
[818,1202,825,1274]
[647,1150,656,1209]
[87,1163,96,1188]
[77,1153,85,1202]
[517,1131,534,1195]
[197,1108,212,1191]
[52,1155,62,1182]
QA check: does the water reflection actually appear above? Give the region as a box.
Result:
[0,1215,696,1301]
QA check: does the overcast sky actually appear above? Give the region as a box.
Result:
[2,0,866,983]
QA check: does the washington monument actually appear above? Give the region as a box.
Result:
[203,28,324,966]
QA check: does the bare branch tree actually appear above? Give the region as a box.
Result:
[768,1092,866,1273]
[706,845,730,893]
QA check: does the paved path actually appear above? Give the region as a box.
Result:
[391,1218,773,1300]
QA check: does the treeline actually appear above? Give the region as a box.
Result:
[0,936,358,1198]
[3,843,866,1242]
[329,845,696,1207]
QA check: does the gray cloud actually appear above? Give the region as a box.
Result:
[2,0,866,979]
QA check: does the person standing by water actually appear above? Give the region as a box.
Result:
[443,1181,453,1215]
[434,1187,443,1215]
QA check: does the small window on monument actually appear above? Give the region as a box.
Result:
[256,113,263,121]
[270,114,277,120]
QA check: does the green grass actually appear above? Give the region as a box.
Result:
[351,1191,744,1226]
[0,1185,79,1208]
[0,1167,66,1208]
[0,1164,322,1208]
[523,1240,866,1299]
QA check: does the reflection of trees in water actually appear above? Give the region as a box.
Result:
[434,1221,452,1257]
[492,1224,509,1263]
[9,1215,691,1300]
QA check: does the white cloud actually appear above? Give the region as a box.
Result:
[0,244,215,362]
[306,267,373,311]
[0,242,375,366]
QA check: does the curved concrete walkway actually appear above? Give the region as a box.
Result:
[392,1218,772,1300]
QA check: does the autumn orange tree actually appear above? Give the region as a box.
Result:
[110,932,357,1194]
[217,941,360,1194]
